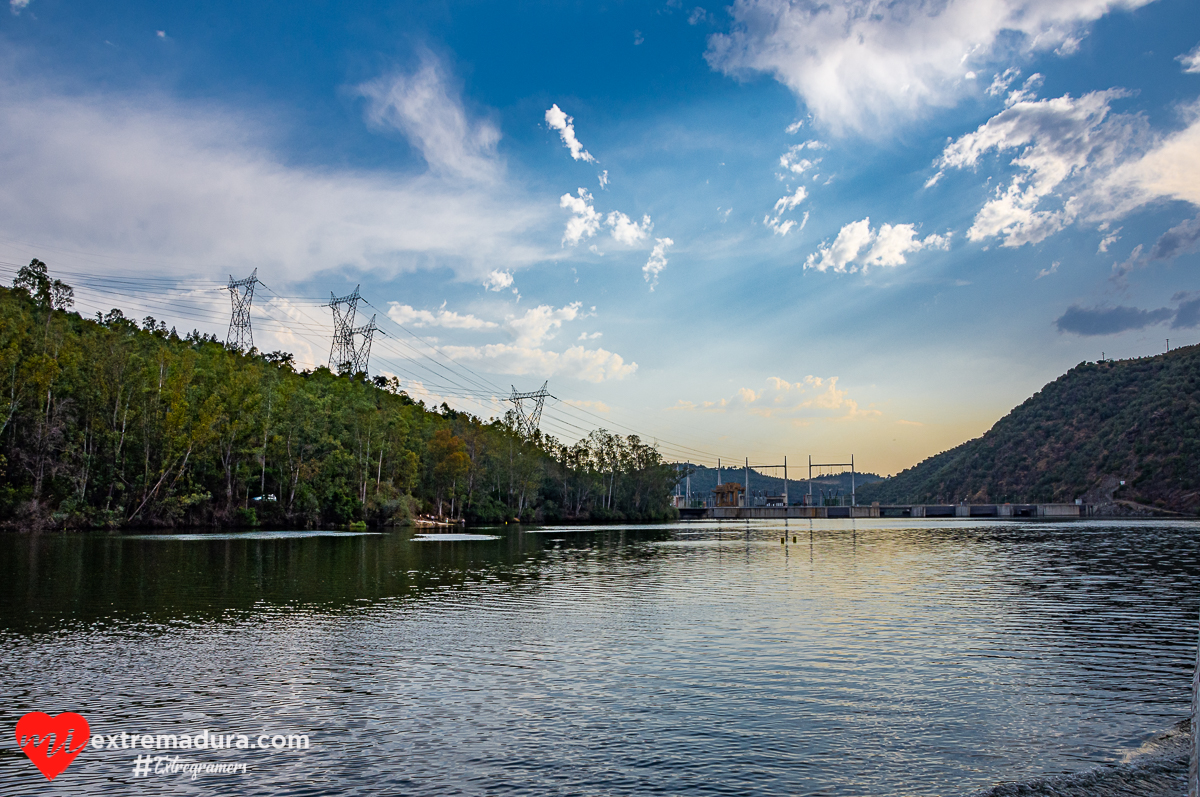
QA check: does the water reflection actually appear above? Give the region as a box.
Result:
[0,520,1196,797]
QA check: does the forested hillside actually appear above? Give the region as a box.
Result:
[858,346,1200,513]
[0,261,680,529]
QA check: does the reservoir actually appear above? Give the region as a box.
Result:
[1,519,1197,795]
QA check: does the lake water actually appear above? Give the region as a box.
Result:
[1,519,1197,796]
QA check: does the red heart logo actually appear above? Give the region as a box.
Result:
[15,711,90,781]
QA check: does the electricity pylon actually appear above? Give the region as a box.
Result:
[509,381,550,436]
[326,286,377,373]
[226,269,258,351]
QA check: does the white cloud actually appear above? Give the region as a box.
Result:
[705,0,1152,133]
[765,183,809,236]
[689,7,708,24]
[606,210,652,245]
[773,184,808,215]
[0,76,551,283]
[9,0,30,14]
[785,120,804,134]
[578,331,602,341]
[598,170,609,188]
[443,342,637,383]
[938,90,1148,247]
[643,238,673,290]
[1103,107,1200,211]
[986,67,1021,97]
[671,375,879,423]
[1035,260,1060,279]
[357,53,502,182]
[1004,72,1044,107]
[1177,43,1200,74]
[545,104,597,164]
[560,188,602,245]
[483,269,513,292]
[1097,226,1121,253]
[805,217,947,272]
[779,141,822,176]
[507,302,582,347]
[387,302,498,330]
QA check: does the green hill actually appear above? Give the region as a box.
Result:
[857,346,1200,514]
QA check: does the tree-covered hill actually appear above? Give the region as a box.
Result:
[858,346,1200,514]
[0,261,680,529]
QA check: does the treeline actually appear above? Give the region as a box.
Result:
[0,261,681,529]
[858,346,1200,513]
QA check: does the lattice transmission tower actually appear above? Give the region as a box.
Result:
[509,381,550,436]
[325,286,377,374]
[226,268,259,351]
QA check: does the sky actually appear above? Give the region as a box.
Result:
[1,0,1198,476]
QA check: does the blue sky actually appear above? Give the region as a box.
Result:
[1,0,1198,474]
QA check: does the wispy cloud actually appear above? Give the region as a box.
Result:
[1177,42,1200,74]
[357,52,502,182]
[0,73,551,283]
[643,238,673,290]
[9,0,30,15]
[672,375,879,424]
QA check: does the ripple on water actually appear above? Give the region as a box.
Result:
[0,519,1196,796]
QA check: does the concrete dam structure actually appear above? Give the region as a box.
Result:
[679,504,1088,520]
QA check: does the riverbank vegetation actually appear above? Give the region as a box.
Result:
[0,261,681,529]
[859,346,1200,514]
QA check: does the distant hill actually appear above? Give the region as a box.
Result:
[673,465,883,504]
[857,345,1200,514]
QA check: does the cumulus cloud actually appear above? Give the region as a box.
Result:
[357,53,502,182]
[9,0,30,14]
[387,302,498,330]
[545,104,597,164]
[0,75,550,283]
[805,217,948,272]
[560,188,602,245]
[672,375,878,423]
[688,7,708,24]
[507,302,583,347]
[1177,43,1200,74]
[705,0,1151,133]
[643,238,673,290]
[606,210,652,245]
[938,90,1150,247]
[1054,304,1172,335]
[483,269,514,292]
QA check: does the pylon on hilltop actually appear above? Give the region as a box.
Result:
[226,269,259,351]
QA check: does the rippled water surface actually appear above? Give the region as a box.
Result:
[1,519,1197,796]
